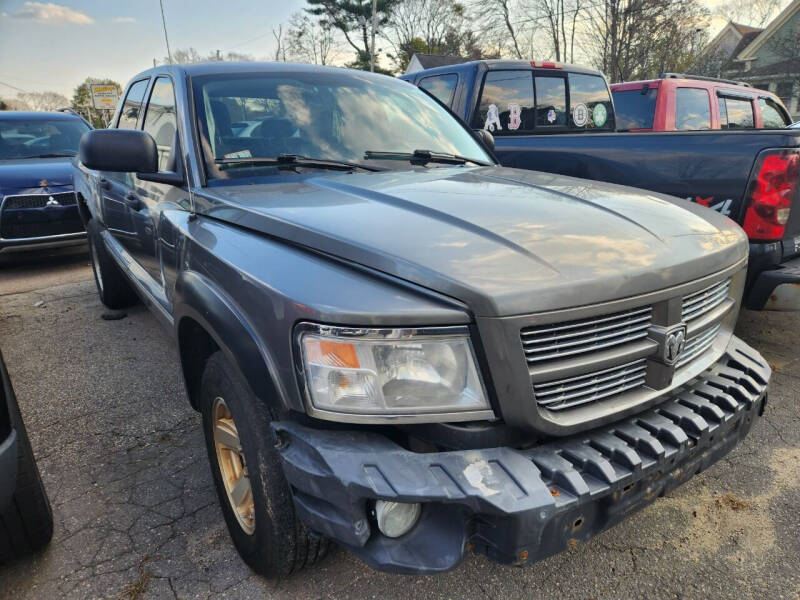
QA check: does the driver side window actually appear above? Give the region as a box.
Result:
[142,77,177,172]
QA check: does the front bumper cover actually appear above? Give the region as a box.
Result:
[272,335,770,574]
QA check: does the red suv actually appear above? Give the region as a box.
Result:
[611,73,792,132]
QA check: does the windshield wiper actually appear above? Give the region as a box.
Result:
[214,154,383,172]
[363,149,491,167]
[29,152,77,158]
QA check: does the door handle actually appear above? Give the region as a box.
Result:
[124,192,142,210]
[99,177,111,190]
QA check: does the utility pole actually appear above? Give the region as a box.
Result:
[370,0,377,72]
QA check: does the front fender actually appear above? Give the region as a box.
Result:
[173,270,287,411]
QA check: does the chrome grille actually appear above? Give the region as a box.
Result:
[533,359,647,411]
[682,278,731,322]
[2,192,77,210]
[520,306,652,365]
[676,323,722,368]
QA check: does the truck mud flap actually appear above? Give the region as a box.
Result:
[747,256,800,310]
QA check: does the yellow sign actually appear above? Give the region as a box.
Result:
[89,84,119,111]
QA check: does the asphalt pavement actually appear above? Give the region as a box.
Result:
[0,249,798,600]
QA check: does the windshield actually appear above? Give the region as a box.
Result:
[192,70,492,179]
[0,118,89,160]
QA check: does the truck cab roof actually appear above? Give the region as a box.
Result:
[400,59,604,81]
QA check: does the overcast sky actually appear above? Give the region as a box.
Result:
[0,0,785,97]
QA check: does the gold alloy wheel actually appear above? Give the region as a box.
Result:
[212,397,255,535]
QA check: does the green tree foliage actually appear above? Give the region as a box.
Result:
[306,0,401,70]
[71,77,122,127]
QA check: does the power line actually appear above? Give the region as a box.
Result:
[0,80,28,93]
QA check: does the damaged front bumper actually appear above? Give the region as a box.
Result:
[272,336,770,574]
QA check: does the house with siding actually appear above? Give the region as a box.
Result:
[699,1,800,119]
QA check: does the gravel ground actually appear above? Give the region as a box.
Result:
[0,250,798,600]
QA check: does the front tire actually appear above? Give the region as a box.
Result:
[199,351,328,577]
[86,219,139,309]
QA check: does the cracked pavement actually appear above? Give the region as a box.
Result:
[0,249,798,600]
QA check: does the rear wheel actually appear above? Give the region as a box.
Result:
[199,351,328,577]
[86,219,139,309]
[0,410,53,562]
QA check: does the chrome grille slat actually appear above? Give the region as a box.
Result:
[535,363,647,398]
[523,330,651,362]
[522,306,651,336]
[682,279,731,321]
[534,360,647,411]
[521,306,653,364]
[676,323,721,368]
[523,320,651,354]
[522,313,652,345]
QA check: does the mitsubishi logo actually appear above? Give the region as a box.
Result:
[45,196,60,206]
[664,328,686,364]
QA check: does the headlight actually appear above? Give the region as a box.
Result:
[295,324,493,423]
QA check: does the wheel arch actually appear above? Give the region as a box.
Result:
[174,270,287,413]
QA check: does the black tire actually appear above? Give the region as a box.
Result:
[86,219,139,309]
[0,410,53,562]
[199,351,328,577]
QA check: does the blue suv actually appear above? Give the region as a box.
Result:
[0,111,90,254]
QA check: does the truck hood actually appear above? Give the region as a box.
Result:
[197,166,747,317]
[0,157,73,195]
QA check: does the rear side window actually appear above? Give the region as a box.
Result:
[568,73,614,130]
[535,76,567,127]
[675,88,711,130]
[759,98,790,128]
[142,77,177,171]
[419,74,458,107]
[117,79,149,130]
[719,96,754,129]
[472,71,534,134]
[612,88,658,130]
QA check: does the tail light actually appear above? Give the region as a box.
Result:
[742,149,799,241]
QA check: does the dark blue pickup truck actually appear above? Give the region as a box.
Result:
[0,111,90,254]
[401,60,800,310]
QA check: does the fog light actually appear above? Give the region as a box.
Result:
[374,500,421,538]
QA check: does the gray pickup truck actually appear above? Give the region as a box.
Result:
[73,62,770,577]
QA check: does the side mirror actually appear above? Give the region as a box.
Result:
[79,129,157,173]
[476,129,494,152]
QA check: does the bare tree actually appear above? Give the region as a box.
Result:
[383,0,487,70]
[162,47,254,64]
[530,0,584,62]
[716,0,783,28]
[0,96,31,111]
[16,91,69,112]
[168,47,204,64]
[287,13,337,64]
[584,0,708,82]
[273,25,287,61]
